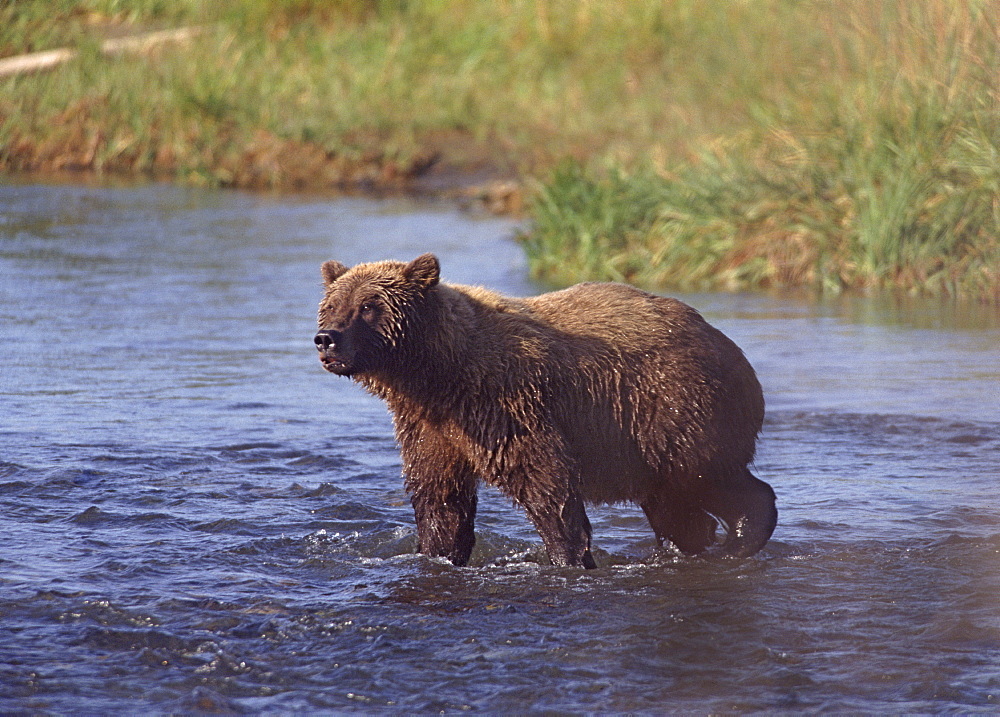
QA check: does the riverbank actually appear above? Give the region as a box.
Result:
[1,1,997,300]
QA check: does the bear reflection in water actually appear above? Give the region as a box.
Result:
[315,254,776,568]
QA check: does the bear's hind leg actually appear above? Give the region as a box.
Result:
[640,493,718,556]
[705,468,777,558]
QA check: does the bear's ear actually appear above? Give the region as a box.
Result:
[404,253,440,290]
[321,260,349,285]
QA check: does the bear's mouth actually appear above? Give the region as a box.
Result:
[319,354,353,376]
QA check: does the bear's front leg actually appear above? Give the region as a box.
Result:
[408,473,478,566]
[523,489,597,569]
[400,427,479,566]
[501,439,597,568]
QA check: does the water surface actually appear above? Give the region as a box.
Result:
[2,182,999,712]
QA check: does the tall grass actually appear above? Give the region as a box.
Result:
[1,0,997,298]
[1,0,880,182]
[523,2,999,299]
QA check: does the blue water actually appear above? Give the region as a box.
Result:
[2,182,999,712]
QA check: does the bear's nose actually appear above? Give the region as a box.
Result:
[314,330,340,351]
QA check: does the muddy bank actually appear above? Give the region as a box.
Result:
[0,118,525,212]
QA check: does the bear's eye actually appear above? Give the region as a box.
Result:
[359,302,378,318]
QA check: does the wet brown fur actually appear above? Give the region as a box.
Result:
[315,254,777,568]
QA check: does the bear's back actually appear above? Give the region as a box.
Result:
[524,282,713,356]
[519,282,763,490]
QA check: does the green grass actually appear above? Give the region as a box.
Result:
[1,0,998,299]
[522,1,1000,300]
[1,0,883,182]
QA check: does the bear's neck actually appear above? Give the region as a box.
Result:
[359,284,483,411]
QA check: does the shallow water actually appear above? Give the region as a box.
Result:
[1,182,999,713]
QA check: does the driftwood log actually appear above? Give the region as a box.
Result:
[0,27,201,78]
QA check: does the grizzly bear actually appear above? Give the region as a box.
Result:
[315,254,776,568]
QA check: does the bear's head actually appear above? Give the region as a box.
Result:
[315,253,440,377]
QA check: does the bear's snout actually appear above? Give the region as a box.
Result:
[314,329,340,351]
[315,328,355,375]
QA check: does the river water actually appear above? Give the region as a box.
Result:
[2,182,999,713]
